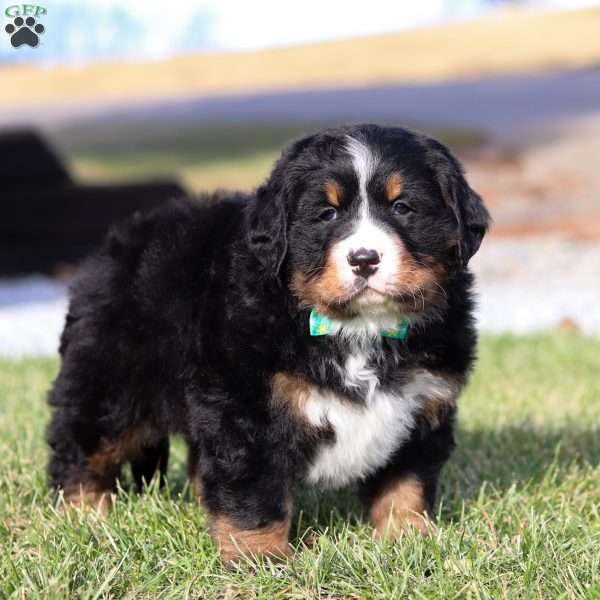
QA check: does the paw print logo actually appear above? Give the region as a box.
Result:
[5,16,45,48]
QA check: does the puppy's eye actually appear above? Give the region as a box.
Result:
[319,208,337,222]
[391,200,414,216]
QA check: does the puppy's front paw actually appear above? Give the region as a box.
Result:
[369,475,435,540]
[373,508,436,539]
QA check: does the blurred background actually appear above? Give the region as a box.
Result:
[1,0,600,355]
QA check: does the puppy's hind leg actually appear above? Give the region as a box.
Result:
[131,437,170,491]
[47,411,121,515]
[187,444,203,500]
[47,376,165,512]
[48,419,167,512]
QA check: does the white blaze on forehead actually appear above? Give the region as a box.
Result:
[332,136,400,295]
[345,136,379,206]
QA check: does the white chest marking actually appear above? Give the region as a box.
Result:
[303,359,451,489]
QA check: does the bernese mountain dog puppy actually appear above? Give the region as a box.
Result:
[47,124,489,563]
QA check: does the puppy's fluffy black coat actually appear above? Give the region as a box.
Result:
[47,124,489,561]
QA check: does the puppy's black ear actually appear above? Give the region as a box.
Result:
[430,142,491,267]
[247,183,288,277]
[456,185,490,265]
[248,133,318,277]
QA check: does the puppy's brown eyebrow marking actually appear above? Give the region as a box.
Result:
[324,180,343,207]
[385,172,404,202]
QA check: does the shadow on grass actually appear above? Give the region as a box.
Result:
[290,423,600,535]
[448,423,600,494]
[122,423,600,539]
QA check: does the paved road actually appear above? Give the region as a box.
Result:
[2,68,600,140]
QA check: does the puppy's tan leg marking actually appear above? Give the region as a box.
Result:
[210,514,292,564]
[63,426,160,515]
[87,426,159,476]
[370,475,433,538]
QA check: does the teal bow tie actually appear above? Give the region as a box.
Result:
[309,308,410,340]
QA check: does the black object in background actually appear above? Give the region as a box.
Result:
[0,129,185,275]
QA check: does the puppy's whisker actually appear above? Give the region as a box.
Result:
[431,281,448,300]
[304,265,328,279]
[416,286,426,311]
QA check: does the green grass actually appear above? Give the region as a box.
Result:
[53,121,488,193]
[1,333,599,598]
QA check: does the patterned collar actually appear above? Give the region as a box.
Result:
[309,308,410,340]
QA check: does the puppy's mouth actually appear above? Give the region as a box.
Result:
[343,277,435,313]
[340,278,395,307]
[318,280,420,323]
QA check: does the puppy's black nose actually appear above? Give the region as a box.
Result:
[347,247,380,277]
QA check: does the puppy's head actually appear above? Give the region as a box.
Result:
[248,125,489,320]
